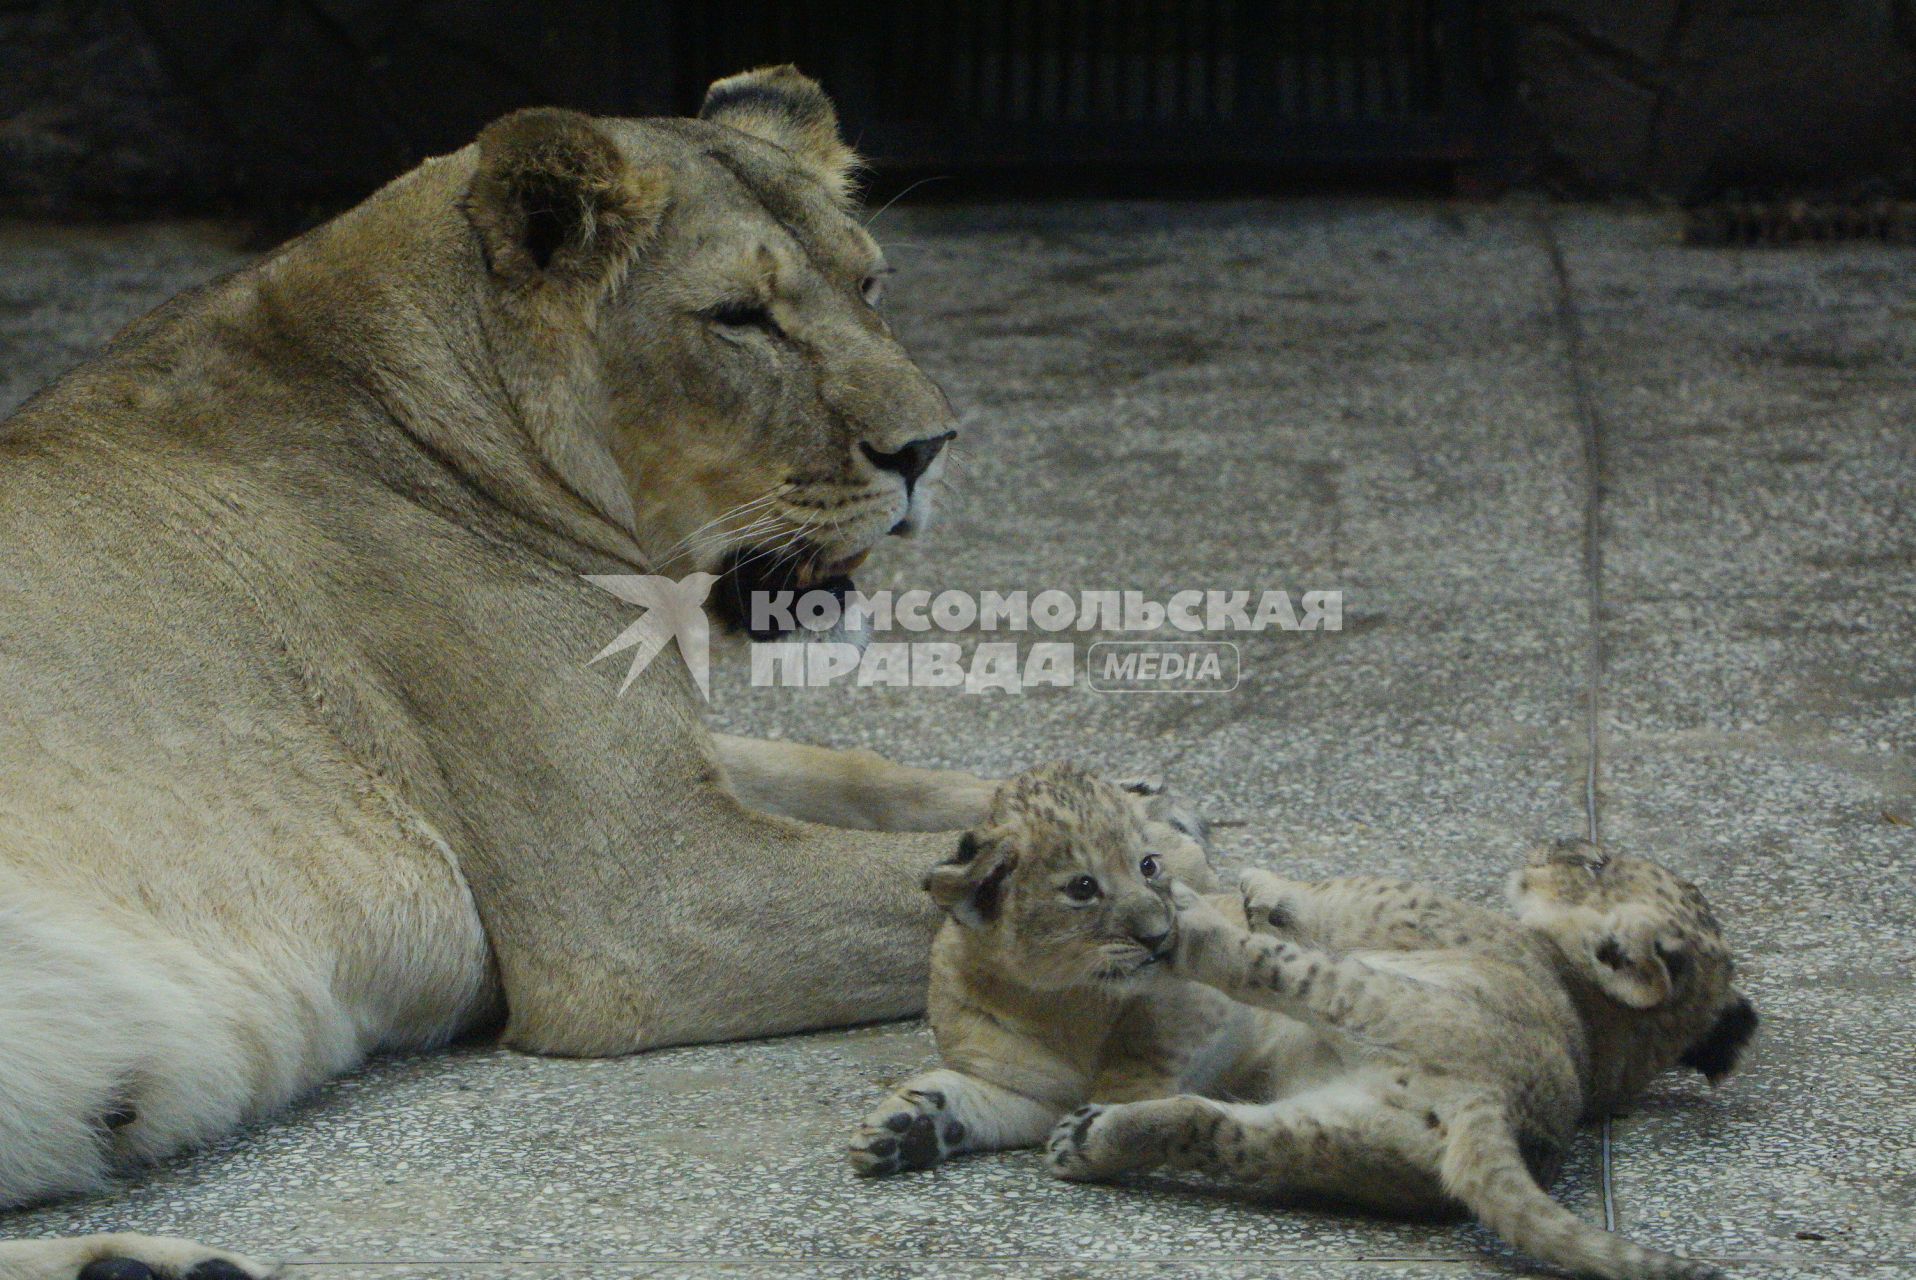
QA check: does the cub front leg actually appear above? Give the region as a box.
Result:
[1169,882,1401,1035]
[1240,867,1483,953]
[848,1067,1062,1177]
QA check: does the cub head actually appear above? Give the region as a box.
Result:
[461,66,955,635]
[924,765,1180,989]
[1510,841,1757,1086]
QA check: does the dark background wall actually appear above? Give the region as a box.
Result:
[4,1,1914,226]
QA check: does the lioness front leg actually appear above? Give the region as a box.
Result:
[487,787,966,1055]
[713,733,995,831]
[848,1067,1062,1176]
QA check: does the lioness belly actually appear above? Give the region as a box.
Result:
[0,623,493,1207]
[0,771,493,1208]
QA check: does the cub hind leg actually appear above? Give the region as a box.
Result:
[1045,1076,1450,1218]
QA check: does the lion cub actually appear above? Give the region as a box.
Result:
[1045,847,1757,1280]
[848,763,1338,1175]
[850,766,1756,1280]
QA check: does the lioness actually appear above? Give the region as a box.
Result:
[0,67,1175,1280]
[856,767,1753,1280]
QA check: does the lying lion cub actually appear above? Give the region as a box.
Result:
[850,764,1756,1280]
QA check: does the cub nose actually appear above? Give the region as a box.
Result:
[861,430,954,491]
[1135,929,1172,956]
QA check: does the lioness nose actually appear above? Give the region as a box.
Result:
[861,431,954,490]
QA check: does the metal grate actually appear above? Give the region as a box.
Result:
[878,0,1447,125]
[668,0,1500,173]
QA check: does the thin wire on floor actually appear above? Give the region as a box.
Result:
[1541,210,1619,1235]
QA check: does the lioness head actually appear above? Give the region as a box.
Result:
[462,66,955,635]
[925,765,1180,989]
[1510,841,1756,1084]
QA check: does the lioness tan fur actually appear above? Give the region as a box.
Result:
[0,68,1089,1279]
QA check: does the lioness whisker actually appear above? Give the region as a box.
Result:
[655,486,791,565]
[864,175,951,229]
[683,509,785,563]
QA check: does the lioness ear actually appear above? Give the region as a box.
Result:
[467,107,666,289]
[699,65,859,200]
[923,830,1017,929]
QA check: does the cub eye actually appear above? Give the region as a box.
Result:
[1139,855,1162,880]
[860,273,886,308]
[709,300,780,334]
[1063,875,1101,902]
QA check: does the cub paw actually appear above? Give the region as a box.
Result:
[847,1087,967,1178]
[1043,1105,1113,1181]
[1167,881,1238,969]
[1238,867,1299,935]
[1667,1260,1728,1280]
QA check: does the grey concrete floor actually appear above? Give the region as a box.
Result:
[0,201,1911,1278]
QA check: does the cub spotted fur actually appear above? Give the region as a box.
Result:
[847,763,1300,1175]
[852,767,1757,1280]
[1057,851,1756,1280]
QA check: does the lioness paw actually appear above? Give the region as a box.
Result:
[847,1087,966,1177]
[0,1235,279,1280]
[79,1263,265,1280]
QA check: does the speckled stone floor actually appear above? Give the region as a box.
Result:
[0,202,1911,1278]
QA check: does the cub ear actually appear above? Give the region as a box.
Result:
[1586,928,1681,1009]
[699,65,860,200]
[923,830,1017,929]
[1679,994,1758,1084]
[467,107,667,289]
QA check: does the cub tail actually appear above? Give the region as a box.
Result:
[1438,1099,1724,1280]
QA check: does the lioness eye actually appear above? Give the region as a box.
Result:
[860,274,885,307]
[1063,875,1101,902]
[1139,855,1162,880]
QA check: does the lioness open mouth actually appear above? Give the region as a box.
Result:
[712,543,871,640]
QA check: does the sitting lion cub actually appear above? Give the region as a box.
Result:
[851,765,1757,1280]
